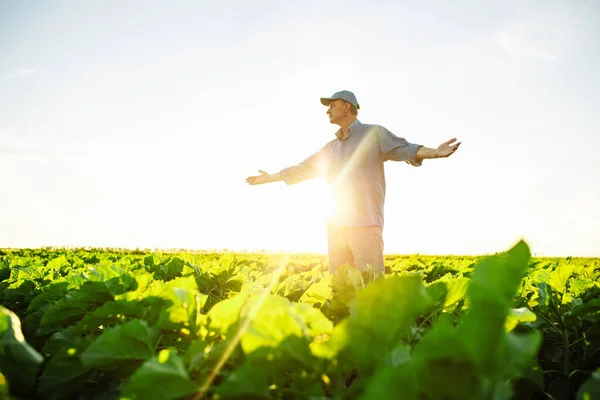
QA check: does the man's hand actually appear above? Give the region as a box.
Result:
[434,138,461,158]
[246,169,274,185]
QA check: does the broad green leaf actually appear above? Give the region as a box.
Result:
[361,366,418,400]
[571,299,600,317]
[458,240,531,373]
[298,274,332,307]
[117,272,154,301]
[80,319,159,372]
[273,274,312,301]
[505,307,537,332]
[293,302,333,338]
[502,330,542,378]
[426,280,449,306]
[0,258,10,281]
[40,281,114,327]
[310,320,349,359]
[27,281,70,314]
[332,263,365,295]
[345,275,433,372]
[0,372,8,398]
[426,277,468,310]
[286,369,328,399]
[219,253,237,270]
[88,265,137,296]
[185,338,242,380]
[535,282,552,308]
[145,276,206,330]
[121,348,197,400]
[577,370,600,400]
[154,257,185,282]
[144,254,159,270]
[207,293,249,337]
[87,264,128,281]
[37,337,94,399]
[385,342,411,368]
[214,352,271,399]
[78,300,146,332]
[491,380,513,400]
[569,278,598,298]
[411,314,477,400]
[240,295,314,366]
[0,306,44,397]
[14,265,49,282]
[549,264,574,294]
[46,255,70,271]
[444,277,469,308]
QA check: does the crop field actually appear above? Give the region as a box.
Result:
[1,242,599,400]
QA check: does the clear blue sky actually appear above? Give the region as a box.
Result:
[1,0,599,256]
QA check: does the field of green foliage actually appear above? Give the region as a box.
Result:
[1,242,599,400]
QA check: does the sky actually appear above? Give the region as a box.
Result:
[1,0,599,257]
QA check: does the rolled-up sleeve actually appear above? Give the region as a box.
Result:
[377,126,422,166]
[279,146,327,185]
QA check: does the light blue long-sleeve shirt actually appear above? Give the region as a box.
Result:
[279,120,422,228]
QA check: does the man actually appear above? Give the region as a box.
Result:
[246,90,460,277]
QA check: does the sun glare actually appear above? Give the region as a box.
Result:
[250,180,333,253]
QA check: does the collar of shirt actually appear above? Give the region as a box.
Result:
[335,119,361,140]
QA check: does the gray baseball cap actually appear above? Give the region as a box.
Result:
[320,90,360,109]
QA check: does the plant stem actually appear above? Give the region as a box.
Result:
[569,337,586,348]
[549,298,570,375]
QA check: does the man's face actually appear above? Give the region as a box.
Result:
[326,99,348,124]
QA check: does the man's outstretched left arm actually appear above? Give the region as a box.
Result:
[415,138,461,163]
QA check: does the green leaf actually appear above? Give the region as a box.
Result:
[571,298,600,317]
[535,282,552,309]
[0,372,8,398]
[121,348,197,400]
[443,277,469,308]
[37,336,94,400]
[298,274,332,307]
[144,254,159,270]
[207,293,249,337]
[88,265,137,296]
[577,370,600,400]
[411,314,477,400]
[426,277,468,310]
[310,320,349,360]
[154,257,185,282]
[214,352,271,399]
[46,255,70,271]
[80,319,159,373]
[78,300,147,332]
[360,363,417,400]
[145,276,206,330]
[345,275,433,373]
[457,240,531,373]
[40,281,114,328]
[13,265,49,282]
[27,281,70,314]
[239,295,316,367]
[505,307,537,332]
[0,306,44,397]
[0,258,10,281]
[273,274,312,301]
[502,330,542,378]
[569,278,598,298]
[549,264,574,294]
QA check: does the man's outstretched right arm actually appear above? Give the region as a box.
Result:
[246,170,282,185]
[246,146,327,186]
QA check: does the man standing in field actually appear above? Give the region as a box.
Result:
[246,90,460,277]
